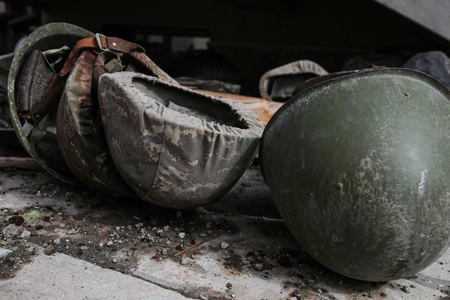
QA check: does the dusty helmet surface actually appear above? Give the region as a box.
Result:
[260,68,450,281]
[98,72,265,209]
[56,50,136,197]
[8,22,93,184]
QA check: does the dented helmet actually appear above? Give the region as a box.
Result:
[98,72,264,209]
[8,22,93,184]
[260,68,450,281]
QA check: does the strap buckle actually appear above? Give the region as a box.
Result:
[95,33,108,51]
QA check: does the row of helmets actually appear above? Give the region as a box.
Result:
[4,23,450,282]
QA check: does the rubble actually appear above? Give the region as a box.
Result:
[0,247,12,259]
[0,165,449,299]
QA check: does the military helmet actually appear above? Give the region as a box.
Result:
[0,52,14,127]
[8,22,93,184]
[259,60,328,102]
[0,52,14,92]
[98,72,265,209]
[56,50,137,197]
[260,68,450,281]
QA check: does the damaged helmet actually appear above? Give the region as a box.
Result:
[8,22,93,184]
[0,52,14,128]
[260,68,450,281]
[56,31,176,198]
[98,72,264,208]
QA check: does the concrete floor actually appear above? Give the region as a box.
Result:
[0,164,449,300]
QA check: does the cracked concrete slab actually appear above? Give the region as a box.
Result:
[0,247,193,299]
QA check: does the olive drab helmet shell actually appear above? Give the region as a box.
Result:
[260,68,450,281]
[8,22,93,184]
[98,72,265,209]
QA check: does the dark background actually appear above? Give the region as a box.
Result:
[2,0,449,96]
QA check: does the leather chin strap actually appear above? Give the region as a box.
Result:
[60,34,145,77]
[21,34,145,125]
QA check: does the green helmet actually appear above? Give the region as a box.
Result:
[8,22,93,184]
[260,68,450,281]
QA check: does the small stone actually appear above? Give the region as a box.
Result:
[135,222,143,228]
[67,228,77,234]
[220,241,229,250]
[178,232,185,239]
[59,223,66,228]
[35,225,44,230]
[106,241,114,246]
[53,238,61,245]
[45,245,55,255]
[0,247,12,259]
[2,224,21,238]
[98,243,104,248]
[278,255,293,267]
[9,215,24,226]
[116,226,120,231]
[254,263,264,271]
[226,282,232,290]
[180,256,194,265]
[112,258,117,263]
[20,230,31,239]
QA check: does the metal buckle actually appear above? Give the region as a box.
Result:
[95,33,108,50]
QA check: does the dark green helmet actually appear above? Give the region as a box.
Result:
[8,22,93,184]
[260,68,450,281]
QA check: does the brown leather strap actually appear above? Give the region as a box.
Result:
[127,51,179,86]
[60,34,145,77]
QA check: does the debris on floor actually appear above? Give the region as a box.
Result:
[1,165,449,299]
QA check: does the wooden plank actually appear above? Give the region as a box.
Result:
[188,88,284,126]
[0,157,43,170]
